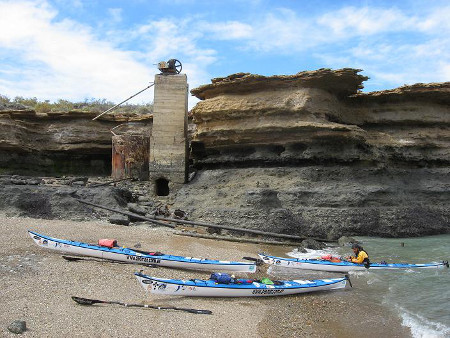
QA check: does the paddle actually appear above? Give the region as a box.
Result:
[71,296,212,315]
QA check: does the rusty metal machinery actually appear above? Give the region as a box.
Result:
[158,59,182,74]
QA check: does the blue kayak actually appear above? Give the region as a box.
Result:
[28,230,256,273]
[135,272,348,297]
[259,253,449,273]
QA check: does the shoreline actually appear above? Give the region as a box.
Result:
[0,214,410,337]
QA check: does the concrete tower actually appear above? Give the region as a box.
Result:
[149,73,189,196]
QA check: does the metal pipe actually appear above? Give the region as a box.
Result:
[154,215,330,242]
[92,83,154,121]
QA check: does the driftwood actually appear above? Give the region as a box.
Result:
[76,199,330,242]
[76,199,175,229]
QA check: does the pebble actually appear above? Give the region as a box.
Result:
[7,320,26,334]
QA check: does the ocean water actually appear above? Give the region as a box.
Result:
[272,234,450,338]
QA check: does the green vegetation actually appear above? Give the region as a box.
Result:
[0,94,153,114]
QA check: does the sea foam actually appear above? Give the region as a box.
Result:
[399,307,449,338]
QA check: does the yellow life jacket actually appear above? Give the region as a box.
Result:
[351,250,369,264]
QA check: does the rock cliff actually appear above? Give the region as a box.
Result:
[190,69,449,167]
[0,109,152,175]
[181,69,449,238]
[0,68,448,239]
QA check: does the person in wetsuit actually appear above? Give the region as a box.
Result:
[347,243,370,266]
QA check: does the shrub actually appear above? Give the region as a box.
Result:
[35,101,52,114]
[0,94,10,104]
[0,94,153,115]
[13,96,38,108]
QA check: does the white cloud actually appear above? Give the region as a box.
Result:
[213,5,450,55]
[441,62,450,80]
[197,21,253,40]
[0,1,154,103]
[251,9,311,51]
[317,7,412,37]
[416,6,450,32]
[0,1,220,108]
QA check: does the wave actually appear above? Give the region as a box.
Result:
[287,247,340,259]
[399,306,449,338]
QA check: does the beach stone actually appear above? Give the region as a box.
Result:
[137,196,153,204]
[109,216,130,226]
[10,179,27,185]
[68,176,88,184]
[127,203,148,215]
[26,179,42,185]
[7,320,26,334]
[301,238,326,250]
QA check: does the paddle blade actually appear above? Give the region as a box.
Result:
[188,309,212,315]
[72,296,103,305]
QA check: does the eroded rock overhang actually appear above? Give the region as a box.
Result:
[190,68,450,168]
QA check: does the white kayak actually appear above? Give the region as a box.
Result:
[259,253,449,273]
[27,230,257,273]
[134,272,348,297]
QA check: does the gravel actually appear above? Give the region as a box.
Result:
[0,214,410,337]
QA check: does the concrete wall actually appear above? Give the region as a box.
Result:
[149,74,188,191]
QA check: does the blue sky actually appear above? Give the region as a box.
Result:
[0,0,449,108]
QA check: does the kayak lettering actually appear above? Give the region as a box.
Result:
[252,289,284,294]
[152,281,167,291]
[126,256,161,263]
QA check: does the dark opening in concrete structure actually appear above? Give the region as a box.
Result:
[155,178,170,196]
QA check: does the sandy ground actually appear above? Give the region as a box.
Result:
[0,214,411,337]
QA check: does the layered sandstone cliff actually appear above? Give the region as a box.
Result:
[190,69,449,167]
[0,109,152,175]
[177,69,449,238]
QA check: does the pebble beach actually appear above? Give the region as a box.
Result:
[0,214,411,337]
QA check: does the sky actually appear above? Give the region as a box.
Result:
[0,0,449,108]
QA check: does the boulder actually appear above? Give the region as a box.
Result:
[301,238,326,250]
